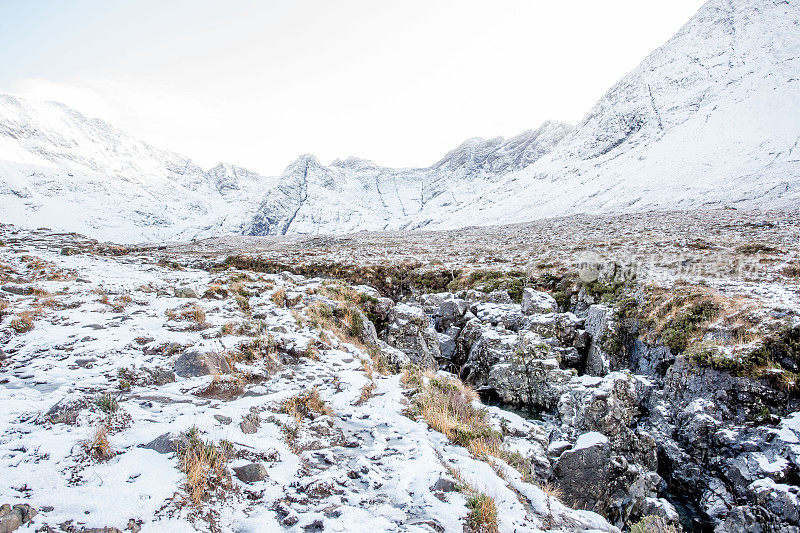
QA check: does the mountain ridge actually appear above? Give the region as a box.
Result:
[0,0,798,242]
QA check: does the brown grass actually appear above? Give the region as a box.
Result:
[165,303,209,330]
[10,311,35,333]
[281,387,334,422]
[271,287,287,307]
[354,381,376,406]
[179,427,231,505]
[84,424,113,461]
[405,366,534,485]
[466,492,498,533]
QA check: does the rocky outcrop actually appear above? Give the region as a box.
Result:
[380,303,440,369]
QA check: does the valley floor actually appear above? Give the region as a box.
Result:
[0,225,611,533]
[1,209,799,533]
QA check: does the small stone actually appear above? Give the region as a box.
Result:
[240,413,261,434]
[431,477,457,492]
[141,433,189,455]
[233,463,268,483]
[214,414,232,425]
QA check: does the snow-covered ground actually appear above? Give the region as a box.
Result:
[0,225,616,532]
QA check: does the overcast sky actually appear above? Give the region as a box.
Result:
[1,0,706,175]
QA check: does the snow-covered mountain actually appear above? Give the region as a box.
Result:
[0,0,798,242]
[433,0,800,227]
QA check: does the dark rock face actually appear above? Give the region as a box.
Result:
[378,284,800,531]
[174,351,231,377]
[380,303,439,369]
[554,434,613,513]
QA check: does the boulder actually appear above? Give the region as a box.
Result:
[521,288,558,315]
[584,305,614,376]
[174,285,199,299]
[554,432,612,513]
[380,303,439,369]
[174,351,230,377]
[233,462,268,483]
[435,298,469,330]
[0,503,37,533]
[141,432,190,455]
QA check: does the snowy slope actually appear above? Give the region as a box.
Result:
[430,0,800,228]
[0,0,798,241]
[0,94,264,242]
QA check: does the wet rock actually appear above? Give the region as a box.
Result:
[521,288,557,315]
[381,303,439,369]
[233,463,268,483]
[174,351,230,377]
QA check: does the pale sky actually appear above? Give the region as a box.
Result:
[1,0,706,175]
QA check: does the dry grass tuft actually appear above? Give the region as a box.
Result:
[165,303,209,330]
[281,387,334,422]
[354,381,376,406]
[84,424,113,461]
[466,492,499,533]
[270,287,287,307]
[10,311,35,333]
[179,427,232,504]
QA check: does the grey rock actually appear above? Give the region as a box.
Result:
[521,288,557,314]
[214,414,232,425]
[554,433,612,513]
[431,477,458,493]
[174,285,199,299]
[584,304,613,376]
[380,303,439,369]
[1,284,32,296]
[43,396,90,425]
[240,412,261,434]
[0,504,36,533]
[435,298,469,330]
[174,351,230,377]
[233,463,268,483]
[141,433,189,455]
